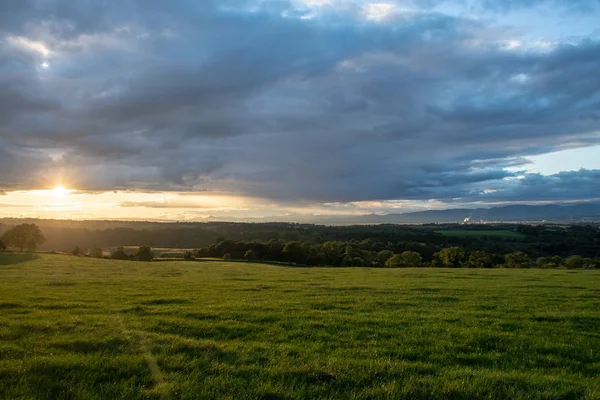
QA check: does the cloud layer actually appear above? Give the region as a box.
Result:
[1,0,600,207]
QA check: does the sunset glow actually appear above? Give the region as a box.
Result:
[52,185,69,197]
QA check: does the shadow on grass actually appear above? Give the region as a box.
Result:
[0,252,40,266]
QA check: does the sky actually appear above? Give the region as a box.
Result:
[1,0,600,221]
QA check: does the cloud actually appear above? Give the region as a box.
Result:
[119,201,210,209]
[0,0,599,207]
[465,169,600,203]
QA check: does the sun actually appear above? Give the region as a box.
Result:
[52,185,69,197]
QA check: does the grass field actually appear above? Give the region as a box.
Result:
[1,253,599,399]
[436,230,526,239]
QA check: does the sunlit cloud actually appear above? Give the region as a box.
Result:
[7,35,53,57]
[362,2,398,21]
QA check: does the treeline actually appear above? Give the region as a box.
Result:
[3,220,599,259]
[192,239,600,269]
[70,245,153,262]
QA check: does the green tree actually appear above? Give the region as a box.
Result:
[135,246,153,262]
[564,255,584,270]
[0,239,5,253]
[244,249,257,261]
[551,256,564,267]
[468,251,494,268]
[282,242,307,264]
[435,247,465,268]
[504,251,531,268]
[400,251,423,267]
[352,257,365,267]
[111,246,129,260]
[341,255,354,267]
[385,251,423,267]
[376,250,393,267]
[384,254,402,268]
[223,253,232,261]
[1,223,46,252]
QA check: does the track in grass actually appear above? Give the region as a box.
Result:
[0,254,599,399]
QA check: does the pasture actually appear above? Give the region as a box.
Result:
[0,253,599,399]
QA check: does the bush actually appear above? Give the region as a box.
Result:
[111,246,129,260]
[564,255,585,270]
[223,253,232,261]
[469,251,494,268]
[505,252,531,268]
[184,251,196,261]
[89,248,103,258]
[71,247,83,256]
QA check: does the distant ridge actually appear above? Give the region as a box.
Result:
[2,202,600,226]
[349,202,600,224]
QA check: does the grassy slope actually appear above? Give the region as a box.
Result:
[0,253,599,399]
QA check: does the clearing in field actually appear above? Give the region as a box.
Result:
[0,254,599,399]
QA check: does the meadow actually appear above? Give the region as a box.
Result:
[0,253,599,399]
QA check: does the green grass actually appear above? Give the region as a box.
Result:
[436,230,526,239]
[1,253,599,399]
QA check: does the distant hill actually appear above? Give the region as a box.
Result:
[348,203,600,224]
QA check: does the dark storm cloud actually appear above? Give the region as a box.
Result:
[1,0,600,205]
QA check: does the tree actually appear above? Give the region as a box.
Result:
[376,250,394,267]
[244,250,257,261]
[504,251,531,268]
[468,251,494,268]
[385,254,402,268]
[184,251,195,261]
[89,248,103,258]
[536,257,553,269]
[135,246,153,262]
[71,246,82,256]
[352,257,365,267]
[564,255,585,270]
[341,255,354,267]
[536,256,563,269]
[1,223,46,252]
[0,239,5,253]
[111,246,129,260]
[385,251,423,268]
[282,242,307,264]
[435,247,465,268]
[400,251,423,267]
[223,253,232,261]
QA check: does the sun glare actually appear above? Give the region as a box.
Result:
[52,185,69,197]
